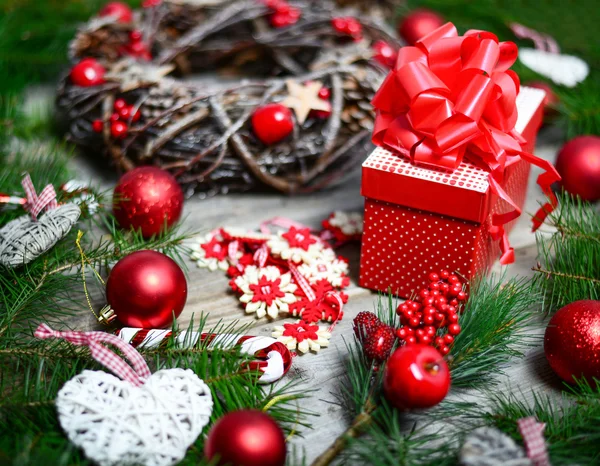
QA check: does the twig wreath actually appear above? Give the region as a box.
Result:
[57,0,400,196]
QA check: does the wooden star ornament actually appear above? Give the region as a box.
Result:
[281,80,331,124]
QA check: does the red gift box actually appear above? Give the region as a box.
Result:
[359,87,546,297]
[357,22,561,297]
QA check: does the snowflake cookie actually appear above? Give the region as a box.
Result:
[267,226,325,264]
[190,232,234,271]
[327,211,363,237]
[235,266,298,319]
[272,321,331,353]
[297,258,349,288]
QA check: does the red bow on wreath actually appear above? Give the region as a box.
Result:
[371,23,560,265]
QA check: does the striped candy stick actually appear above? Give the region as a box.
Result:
[115,328,292,384]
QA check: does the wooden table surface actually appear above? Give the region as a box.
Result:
[65,98,564,463]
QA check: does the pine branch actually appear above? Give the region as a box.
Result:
[533,193,600,312]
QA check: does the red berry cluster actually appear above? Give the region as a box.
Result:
[142,0,162,7]
[396,270,467,355]
[264,0,301,28]
[119,30,152,61]
[353,311,396,362]
[331,17,363,41]
[92,98,141,139]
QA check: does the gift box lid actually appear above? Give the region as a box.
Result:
[361,86,546,224]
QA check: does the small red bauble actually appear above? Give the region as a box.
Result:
[106,250,187,328]
[99,2,133,23]
[205,410,286,466]
[398,9,445,45]
[555,136,600,202]
[363,324,396,362]
[113,166,184,238]
[70,58,106,87]
[111,120,128,139]
[332,17,363,41]
[373,40,397,69]
[383,344,450,409]
[544,300,600,384]
[251,104,294,145]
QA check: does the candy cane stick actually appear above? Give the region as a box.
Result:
[115,328,292,384]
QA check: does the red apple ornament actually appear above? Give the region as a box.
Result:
[251,103,294,145]
[113,166,184,238]
[205,410,286,466]
[384,344,450,409]
[544,300,600,384]
[106,250,187,328]
[70,58,106,87]
[99,2,133,23]
[398,9,445,45]
[555,136,600,202]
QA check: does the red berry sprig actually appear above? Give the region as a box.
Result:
[331,17,363,42]
[310,86,332,120]
[396,270,467,355]
[118,30,152,61]
[263,0,301,28]
[92,98,141,139]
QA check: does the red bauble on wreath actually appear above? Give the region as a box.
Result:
[555,136,600,202]
[544,300,600,384]
[113,166,184,238]
[397,9,445,45]
[70,58,106,87]
[204,410,286,466]
[384,344,450,409]
[251,104,294,145]
[106,250,187,328]
[99,2,133,23]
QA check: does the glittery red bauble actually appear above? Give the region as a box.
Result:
[205,410,286,466]
[106,250,187,328]
[70,58,106,87]
[99,2,133,23]
[251,104,294,145]
[383,344,450,409]
[398,9,445,45]
[544,300,600,384]
[113,166,184,238]
[555,136,600,202]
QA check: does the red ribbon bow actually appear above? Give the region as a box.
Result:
[371,23,560,264]
[22,173,58,221]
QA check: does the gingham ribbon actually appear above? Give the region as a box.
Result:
[254,243,269,267]
[21,173,58,221]
[228,240,240,264]
[518,417,551,466]
[509,22,560,53]
[35,324,151,387]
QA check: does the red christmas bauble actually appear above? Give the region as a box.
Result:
[205,410,286,466]
[372,40,398,69]
[70,58,106,87]
[398,9,445,45]
[544,300,600,384]
[383,344,450,409]
[251,104,294,145]
[106,250,187,328]
[99,2,133,23]
[113,166,184,238]
[555,136,600,202]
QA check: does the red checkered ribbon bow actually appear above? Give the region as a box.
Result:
[35,324,152,387]
[22,173,58,221]
[518,417,550,466]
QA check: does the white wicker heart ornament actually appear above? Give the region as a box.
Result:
[35,325,213,466]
